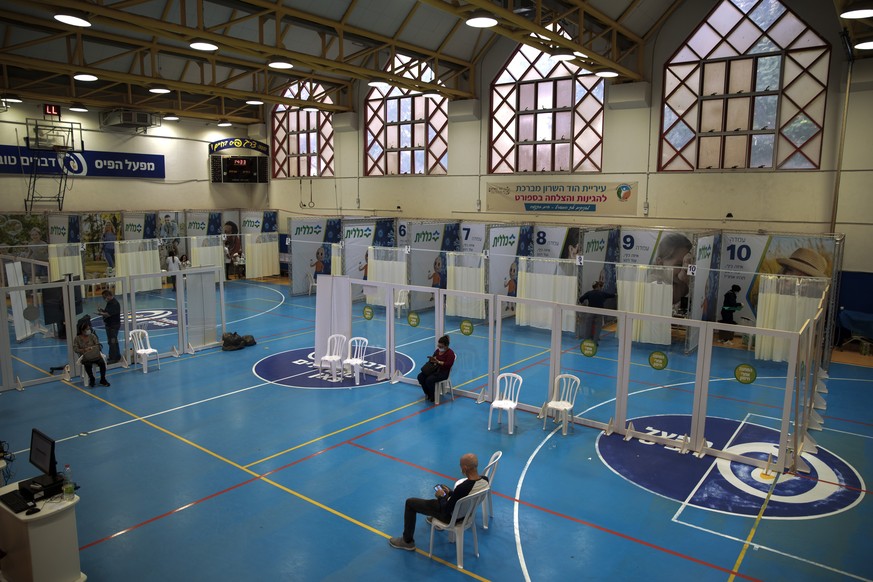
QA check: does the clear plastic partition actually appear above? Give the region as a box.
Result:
[622,310,699,440]
[183,267,223,352]
[495,295,555,413]
[441,289,493,398]
[348,280,391,382]
[3,280,71,386]
[129,270,181,356]
[558,302,620,427]
[393,285,438,384]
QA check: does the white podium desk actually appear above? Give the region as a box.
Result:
[0,482,86,582]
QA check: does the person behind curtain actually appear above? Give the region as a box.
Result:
[102,223,116,275]
[180,254,191,269]
[417,335,455,402]
[223,221,241,281]
[578,281,616,344]
[654,232,693,310]
[720,284,743,325]
[166,250,182,291]
[388,452,488,552]
[98,289,122,364]
[73,320,109,387]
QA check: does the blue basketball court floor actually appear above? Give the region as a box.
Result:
[1,278,871,581]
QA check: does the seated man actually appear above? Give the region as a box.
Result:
[388,452,488,551]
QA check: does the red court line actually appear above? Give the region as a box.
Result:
[349,442,761,581]
[787,471,871,494]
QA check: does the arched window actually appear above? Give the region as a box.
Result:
[490,32,604,174]
[659,0,830,171]
[271,81,335,178]
[364,55,448,176]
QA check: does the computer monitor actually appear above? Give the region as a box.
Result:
[29,428,58,482]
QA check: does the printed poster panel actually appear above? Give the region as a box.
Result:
[342,218,395,283]
[719,234,836,324]
[533,226,580,261]
[408,222,460,311]
[619,229,660,264]
[488,225,534,314]
[487,181,637,215]
[289,218,342,295]
[0,214,49,282]
[185,212,209,238]
[459,222,487,254]
[48,214,80,244]
[82,212,123,279]
[580,228,613,297]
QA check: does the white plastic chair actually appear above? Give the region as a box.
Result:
[129,329,160,374]
[488,373,523,434]
[434,378,454,405]
[541,374,581,436]
[76,352,108,387]
[343,336,369,385]
[428,487,489,570]
[307,273,317,296]
[394,289,409,319]
[481,450,502,529]
[318,333,347,382]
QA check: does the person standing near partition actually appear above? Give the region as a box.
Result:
[98,289,122,364]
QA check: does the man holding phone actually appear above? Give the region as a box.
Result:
[388,453,488,552]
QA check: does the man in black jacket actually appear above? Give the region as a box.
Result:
[388,453,489,551]
[98,289,122,363]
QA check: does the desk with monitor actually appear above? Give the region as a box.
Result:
[0,481,85,582]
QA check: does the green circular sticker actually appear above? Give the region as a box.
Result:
[460,320,474,336]
[735,363,757,384]
[649,351,668,370]
[580,339,598,357]
[407,312,420,327]
[362,305,374,320]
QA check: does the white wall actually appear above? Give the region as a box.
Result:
[1,0,869,272]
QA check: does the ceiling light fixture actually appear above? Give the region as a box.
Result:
[69,102,89,112]
[465,9,498,28]
[595,70,619,78]
[149,85,171,94]
[551,48,575,62]
[217,119,232,127]
[190,38,219,51]
[162,113,180,121]
[855,40,873,49]
[53,10,92,28]
[302,106,319,112]
[74,73,98,82]
[368,79,391,91]
[3,94,23,103]
[422,90,442,99]
[267,58,294,70]
[840,2,873,18]
[246,99,264,105]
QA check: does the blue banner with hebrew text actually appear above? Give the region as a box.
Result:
[0,145,165,178]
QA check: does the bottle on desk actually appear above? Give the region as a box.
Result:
[63,464,75,501]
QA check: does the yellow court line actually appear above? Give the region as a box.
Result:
[728,472,781,581]
[244,399,423,468]
[59,378,488,579]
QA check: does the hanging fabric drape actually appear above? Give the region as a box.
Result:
[48,243,83,282]
[515,257,576,331]
[367,246,407,306]
[243,233,279,279]
[446,252,486,318]
[117,239,162,292]
[617,264,672,344]
[755,275,828,362]
[331,243,343,276]
[190,235,225,270]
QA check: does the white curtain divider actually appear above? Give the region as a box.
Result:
[4,262,37,341]
[48,243,83,282]
[755,275,828,362]
[367,246,406,306]
[243,233,279,279]
[331,243,343,276]
[446,252,486,318]
[190,235,225,270]
[117,239,162,293]
[515,257,576,331]
[617,264,671,344]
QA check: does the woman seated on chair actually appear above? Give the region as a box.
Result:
[73,321,110,387]
[417,335,454,402]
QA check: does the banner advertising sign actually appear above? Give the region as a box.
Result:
[342,218,395,281]
[487,181,637,215]
[0,145,165,178]
[580,228,612,295]
[47,214,80,244]
[533,226,580,259]
[208,138,269,155]
[408,222,460,310]
[289,218,342,295]
[488,225,534,301]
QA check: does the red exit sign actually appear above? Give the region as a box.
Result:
[43,103,61,116]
